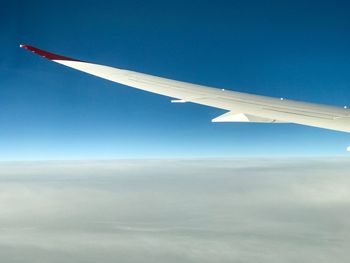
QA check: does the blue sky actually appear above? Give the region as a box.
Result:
[1,0,350,160]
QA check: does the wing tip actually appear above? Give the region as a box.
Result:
[20,44,82,62]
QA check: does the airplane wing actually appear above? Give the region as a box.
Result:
[20,44,350,133]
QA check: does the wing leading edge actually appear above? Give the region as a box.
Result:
[20,44,350,133]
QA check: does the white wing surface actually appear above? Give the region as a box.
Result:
[21,44,350,133]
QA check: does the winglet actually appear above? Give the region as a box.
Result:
[20,44,82,62]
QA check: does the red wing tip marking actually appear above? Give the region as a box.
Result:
[20,44,82,62]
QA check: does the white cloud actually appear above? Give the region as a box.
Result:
[0,158,349,262]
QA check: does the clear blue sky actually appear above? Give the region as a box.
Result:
[1,0,350,160]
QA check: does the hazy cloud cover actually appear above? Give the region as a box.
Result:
[0,158,350,262]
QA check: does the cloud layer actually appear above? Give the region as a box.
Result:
[0,158,350,262]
